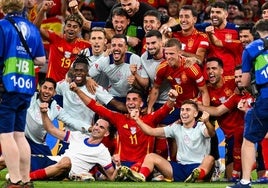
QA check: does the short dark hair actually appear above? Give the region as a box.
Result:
[145,30,162,39]
[238,23,255,35]
[228,1,243,12]
[39,77,57,89]
[261,2,268,12]
[112,7,130,19]
[181,100,198,111]
[144,10,162,21]
[65,14,83,27]
[180,5,198,17]
[72,51,90,70]
[206,57,224,68]
[127,88,143,98]
[111,34,128,44]
[210,1,227,11]
[254,19,268,33]
[235,64,242,71]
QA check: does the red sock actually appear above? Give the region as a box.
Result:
[139,166,151,178]
[30,169,47,180]
[198,168,206,180]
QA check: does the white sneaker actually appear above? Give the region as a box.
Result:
[70,173,95,181]
[211,160,225,182]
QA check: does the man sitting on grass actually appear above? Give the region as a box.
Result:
[119,100,215,182]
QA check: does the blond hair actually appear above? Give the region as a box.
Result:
[0,0,24,14]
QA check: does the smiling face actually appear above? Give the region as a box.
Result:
[112,15,130,34]
[120,0,139,17]
[73,63,88,86]
[145,35,162,57]
[111,37,128,64]
[164,45,181,68]
[179,9,197,33]
[210,7,228,28]
[239,29,254,48]
[63,20,81,42]
[91,119,110,139]
[206,60,223,86]
[234,68,243,90]
[39,81,55,103]
[180,103,198,126]
[125,92,143,114]
[143,15,161,33]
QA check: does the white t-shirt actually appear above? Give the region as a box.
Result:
[88,52,142,97]
[164,122,211,165]
[140,51,170,104]
[56,81,113,130]
[49,131,112,176]
[25,92,89,144]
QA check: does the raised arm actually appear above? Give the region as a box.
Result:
[130,109,165,137]
[69,82,93,106]
[33,0,55,40]
[199,111,215,137]
[131,89,178,136]
[39,102,66,141]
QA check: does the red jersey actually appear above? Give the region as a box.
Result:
[154,58,206,107]
[87,100,173,163]
[207,78,237,138]
[46,31,91,82]
[207,28,242,77]
[173,29,209,55]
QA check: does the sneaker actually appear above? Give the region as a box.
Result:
[226,181,252,188]
[184,168,200,183]
[151,174,165,181]
[229,176,240,183]
[115,166,126,181]
[23,181,34,188]
[211,162,225,182]
[253,176,268,184]
[2,179,24,188]
[70,173,95,181]
[120,166,145,182]
[151,171,172,182]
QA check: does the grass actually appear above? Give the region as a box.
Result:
[0,170,267,188]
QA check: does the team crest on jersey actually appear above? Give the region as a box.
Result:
[130,127,136,135]
[64,51,71,58]
[219,96,227,104]
[175,78,181,84]
[187,38,194,50]
[184,134,191,145]
[123,124,128,129]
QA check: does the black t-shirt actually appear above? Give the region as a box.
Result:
[105,2,156,28]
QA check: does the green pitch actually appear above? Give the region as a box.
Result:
[1,170,267,188]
